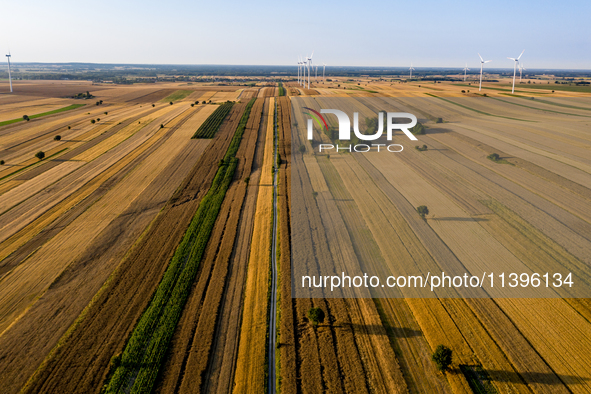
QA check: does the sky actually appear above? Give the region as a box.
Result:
[1,0,590,69]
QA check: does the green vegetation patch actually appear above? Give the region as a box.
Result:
[103,98,257,394]
[192,101,235,138]
[160,89,193,102]
[0,104,85,127]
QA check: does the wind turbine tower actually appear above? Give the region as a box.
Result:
[508,50,524,94]
[6,52,13,93]
[463,63,470,82]
[478,53,492,91]
[409,63,415,79]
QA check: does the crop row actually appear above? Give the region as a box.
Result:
[191,101,234,138]
[104,98,257,394]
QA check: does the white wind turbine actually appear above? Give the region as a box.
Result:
[307,51,314,89]
[478,53,492,91]
[519,63,526,82]
[297,58,300,85]
[322,63,326,81]
[6,51,13,93]
[463,63,470,82]
[409,63,415,79]
[301,57,307,87]
[315,65,318,80]
[508,50,524,94]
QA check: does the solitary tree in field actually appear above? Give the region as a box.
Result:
[91,119,96,124]
[67,125,71,129]
[35,151,45,161]
[23,115,30,121]
[169,101,173,105]
[487,153,500,162]
[299,145,306,153]
[160,124,164,129]
[312,191,318,199]
[54,135,61,141]
[0,160,5,165]
[417,205,429,219]
[244,176,250,185]
[432,345,452,372]
[152,103,155,107]
[308,307,325,326]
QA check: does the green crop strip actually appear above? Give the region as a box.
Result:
[192,101,234,138]
[103,98,257,394]
[0,104,85,127]
[160,89,193,102]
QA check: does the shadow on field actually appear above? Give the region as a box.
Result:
[425,127,452,134]
[339,323,422,338]
[461,367,590,386]
[430,217,488,222]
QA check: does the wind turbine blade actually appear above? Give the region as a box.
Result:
[478,53,484,62]
[518,50,525,60]
[484,60,492,63]
[508,57,516,61]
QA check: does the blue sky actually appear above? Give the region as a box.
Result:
[1,0,589,69]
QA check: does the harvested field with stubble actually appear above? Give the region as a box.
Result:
[1,77,591,394]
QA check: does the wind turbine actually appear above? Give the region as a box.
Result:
[322,63,326,81]
[297,58,300,85]
[518,63,526,82]
[307,51,314,89]
[315,65,318,80]
[6,52,12,93]
[302,58,307,87]
[508,50,524,93]
[478,53,492,91]
[409,63,415,79]
[463,63,470,82]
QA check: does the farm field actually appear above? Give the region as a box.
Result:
[0,75,589,394]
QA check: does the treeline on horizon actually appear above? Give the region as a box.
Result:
[1,63,590,82]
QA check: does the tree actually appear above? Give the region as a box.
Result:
[99,100,103,104]
[160,124,164,128]
[308,307,325,326]
[432,345,452,372]
[35,151,45,160]
[170,101,173,105]
[23,115,30,121]
[104,112,108,115]
[0,160,4,165]
[67,126,71,129]
[487,153,500,162]
[312,191,318,198]
[417,205,429,219]
[152,104,155,107]
[91,119,96,124]
[54,135,61,141]
[191,103,194,107]
[96,118,100,122]
[410,122,425,135]
[244,176,250,185]
[299,145,306,153]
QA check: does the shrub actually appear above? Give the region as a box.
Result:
[244,176,250,185]
[417,205,429,219]
[91,119,96,124]
[170,101,173,105]
[160,124,164,128]
[432,345,452,372]
[191,103,194,107]
[97,118,100,122]
[299,145,306,153]
[152,104,155,107]
[487,153,500,162]
[410,122,425,135]
[312,191,318,198]
[415,145,428,152]
[54,135,61,141]
[308,307,325,326]
[461,90,466,93]
[104,112,108,115]
[68,126,71,129]
[0,160,4,165]
[23,115,30,121]
[35,151,45,160]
